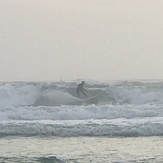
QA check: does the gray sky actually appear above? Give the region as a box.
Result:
[0,0,163,81]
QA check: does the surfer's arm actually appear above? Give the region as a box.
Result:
[82,87,88,93]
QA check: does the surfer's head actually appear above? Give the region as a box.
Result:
[81,81,85,85]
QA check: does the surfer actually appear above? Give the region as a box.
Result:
[76,81,88,98]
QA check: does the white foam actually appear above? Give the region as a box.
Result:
[0,83,39,107]
[107,85,163,105]
[0,104,163,121]
[1,81,163,138]
[0,117,163,137]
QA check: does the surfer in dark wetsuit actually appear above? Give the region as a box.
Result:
[76,81,88,98]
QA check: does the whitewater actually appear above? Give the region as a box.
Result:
[0,80,163,162]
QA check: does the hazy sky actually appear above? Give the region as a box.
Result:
[0,0,163,81]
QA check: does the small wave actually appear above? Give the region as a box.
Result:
[0,118,163,137]
[0,105,163,121]
[35,156,66,163]
[0,156,66,163]
[1,104,163,121]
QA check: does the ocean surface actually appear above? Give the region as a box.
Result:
[0,80,163,162]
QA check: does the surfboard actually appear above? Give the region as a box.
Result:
[82,95,98,104]
[68,95,98,105]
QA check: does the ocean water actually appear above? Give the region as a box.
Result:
[0,80,163,162]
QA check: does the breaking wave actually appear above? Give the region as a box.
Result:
[0,80,163,106]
